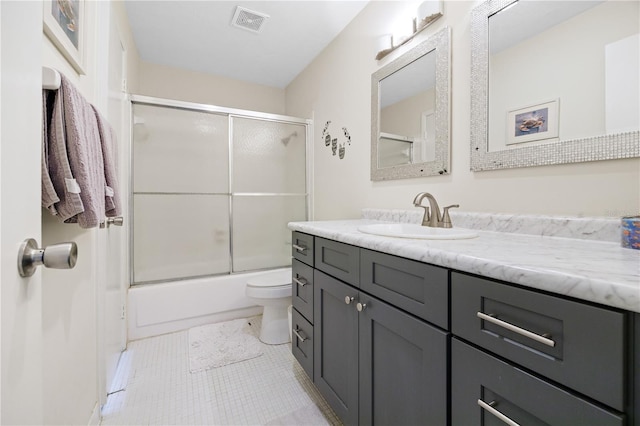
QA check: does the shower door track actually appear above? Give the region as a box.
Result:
[129,95,313,286]
[130,95,310,125]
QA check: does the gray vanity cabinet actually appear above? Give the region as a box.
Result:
[291,231,315,379]
[313,269,359,425]
[292,231,314,265]
[451,272,631,425]
[358,289,448,426]
[292,230,639,425]
[314,268,448,426]
[452,338,625,425]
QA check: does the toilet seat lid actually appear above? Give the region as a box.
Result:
[246,270,291,288]
[246,281,290,288]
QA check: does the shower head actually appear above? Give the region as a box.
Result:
[281,131,298,146]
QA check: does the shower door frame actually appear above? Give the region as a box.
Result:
[129,95,313,285]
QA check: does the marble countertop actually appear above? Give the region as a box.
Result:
[288,218,640,313]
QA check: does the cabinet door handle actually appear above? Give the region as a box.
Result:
[356,302,367,312]
[478,400,520,426]
[293,327,307,342]
[293,277,307,286]
[292,244,307,253]
[477,312,555,348]
[344,296,355,305]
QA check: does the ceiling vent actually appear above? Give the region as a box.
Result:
[231,6,269,34]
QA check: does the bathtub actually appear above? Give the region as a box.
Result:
[127,268,291,340]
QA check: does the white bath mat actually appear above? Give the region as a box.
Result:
[188,316,263,373]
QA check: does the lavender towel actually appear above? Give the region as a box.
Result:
[92,106,122,217]
[43,88,86,221]
[41,90,61,215]
[54,74,106,228]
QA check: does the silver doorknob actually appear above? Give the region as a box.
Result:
[356,302,367,312]
[345,296,355,305]
[18,238,78,277]
[100,216,124,228]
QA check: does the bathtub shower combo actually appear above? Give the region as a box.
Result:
[129,96,309,342]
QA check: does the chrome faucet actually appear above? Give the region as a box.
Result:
[413,192,459,228]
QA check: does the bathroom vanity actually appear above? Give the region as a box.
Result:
[289,213,639,425]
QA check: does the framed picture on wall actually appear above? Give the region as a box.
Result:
[43,0,85,74]
[506,99,559,145]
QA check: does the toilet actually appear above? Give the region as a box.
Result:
[245,268,292,345]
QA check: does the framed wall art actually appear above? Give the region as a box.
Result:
[506,99,559,146]
[43,0,85,74]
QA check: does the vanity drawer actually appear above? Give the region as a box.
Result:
[360,249,448,329]
[451,272,626,411]
[292,307,313,379]
[292,259,313,323]
[292,232,314,266]
[314,237,360,286]
[452,338,624,426]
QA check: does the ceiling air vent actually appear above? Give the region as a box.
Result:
[231,6,270,34]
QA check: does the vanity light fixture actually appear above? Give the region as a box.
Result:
[417,0,444,31]
[375,0,444,60]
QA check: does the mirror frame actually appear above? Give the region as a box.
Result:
[371,26,451,181]
[470,0,640,171]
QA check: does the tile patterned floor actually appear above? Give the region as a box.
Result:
[100,323,341,425]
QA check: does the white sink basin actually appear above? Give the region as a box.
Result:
[358,223,478,240]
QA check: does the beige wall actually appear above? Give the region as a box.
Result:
[285,0,640,219]
[135,61,286,115]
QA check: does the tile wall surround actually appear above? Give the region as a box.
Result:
[362,208,622,242]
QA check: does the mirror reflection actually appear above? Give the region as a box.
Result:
[371,26,450,181]
[379,51,436,168]
[471,0,640,171]
[488,0,639,152]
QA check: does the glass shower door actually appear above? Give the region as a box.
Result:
[231,117,307,272]
[132,104,231,283]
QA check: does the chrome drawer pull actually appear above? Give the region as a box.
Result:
[293,327,307,342]
[292,244,307,253]
[477,312,556,348]
[478,400,520,426]
[293,277,307,286]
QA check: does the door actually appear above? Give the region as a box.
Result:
[358,293,448,425]
[313,270,358,425]
[0,1,45,423]
[103,14,127,396]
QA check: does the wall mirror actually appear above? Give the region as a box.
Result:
[471,0,639,171]
[371,26,450,181]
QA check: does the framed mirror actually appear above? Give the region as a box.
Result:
[471,0,639,171]
[371,26,451,181]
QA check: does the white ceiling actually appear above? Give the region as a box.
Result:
[124,1,369,89]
